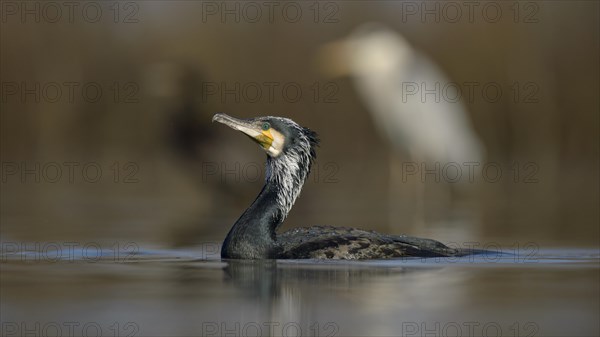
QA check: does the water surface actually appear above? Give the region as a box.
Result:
[2,245,598,337]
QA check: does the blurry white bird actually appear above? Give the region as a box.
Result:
[319,23,485,229]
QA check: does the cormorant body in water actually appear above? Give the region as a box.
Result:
[213,113,466,259]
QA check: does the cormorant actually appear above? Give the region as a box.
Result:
[213,113,466,260]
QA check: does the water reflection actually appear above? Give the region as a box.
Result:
[221,259,429,298]
[1,246,598,336]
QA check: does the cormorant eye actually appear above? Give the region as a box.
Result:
[261,122,270,131]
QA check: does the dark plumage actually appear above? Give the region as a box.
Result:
[277,226,460,259]
[213,113,468,260]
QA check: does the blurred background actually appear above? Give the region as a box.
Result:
[1,0,598,249]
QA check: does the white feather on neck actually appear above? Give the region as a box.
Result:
[265,132,313,224]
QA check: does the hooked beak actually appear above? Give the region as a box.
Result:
[212,113,274,150]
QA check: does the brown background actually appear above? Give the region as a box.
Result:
[1,1,598,248]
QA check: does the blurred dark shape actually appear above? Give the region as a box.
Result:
[166,67,215,162]
[144,62,227,246]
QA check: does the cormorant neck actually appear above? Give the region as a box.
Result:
[265,150,313,223]
[221,150,313,259]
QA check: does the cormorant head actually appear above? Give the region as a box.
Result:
[212,113,318,160]
[213,113,319,220]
